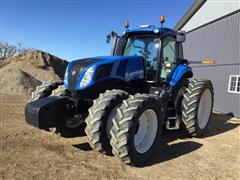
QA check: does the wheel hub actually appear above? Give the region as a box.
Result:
[66,115,84,128]
[197,89,212,129]
[134,109,158,154]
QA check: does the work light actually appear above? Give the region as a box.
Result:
[80,66,95,88]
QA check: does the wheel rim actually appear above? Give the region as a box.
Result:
[106,105,120,138]
[197,89,212,129]
[134,109,158,154]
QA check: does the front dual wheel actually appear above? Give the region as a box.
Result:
[85,89,129,155]
[110,94,162,166]
[86,92,163,166]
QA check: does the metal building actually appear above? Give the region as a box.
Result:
[174,0,240,117]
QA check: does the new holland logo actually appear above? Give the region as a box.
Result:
[72,70,76,76]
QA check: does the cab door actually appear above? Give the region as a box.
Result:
[160,36,178,80]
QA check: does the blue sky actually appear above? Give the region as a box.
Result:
[1,0,194,61]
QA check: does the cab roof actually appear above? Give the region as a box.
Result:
[126,26,177,36]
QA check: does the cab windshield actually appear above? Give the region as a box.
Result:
[123,35,160,80]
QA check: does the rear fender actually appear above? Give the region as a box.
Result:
[169,64,192,87]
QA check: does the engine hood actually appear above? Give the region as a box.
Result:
[65,56,144,90]
[71,55,141,64]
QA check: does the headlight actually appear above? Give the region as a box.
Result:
[64,66,69,85]
[80,66,95,88]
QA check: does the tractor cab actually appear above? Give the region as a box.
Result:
[107,17,186,85]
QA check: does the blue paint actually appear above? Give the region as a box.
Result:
[64,63,70,88]
[65,56,192,90]
[64,26,190,90]
[169,64,192,87]
[127,27,176,36]
[66,56,145,90]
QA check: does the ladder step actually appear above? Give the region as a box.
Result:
[166,120,180,130]
[168,116,177,120]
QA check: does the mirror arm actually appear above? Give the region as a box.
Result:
[178,58,189,65]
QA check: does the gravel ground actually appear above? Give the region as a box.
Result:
[0,94,239,180]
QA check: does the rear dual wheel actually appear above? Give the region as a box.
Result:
[182,79,214,137]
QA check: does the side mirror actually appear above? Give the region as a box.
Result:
[176,31,186,42]
[107,31,119,55]
[106,34,111,44]
[106,31,118,44]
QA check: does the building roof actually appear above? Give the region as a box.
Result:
[174,0,206,30]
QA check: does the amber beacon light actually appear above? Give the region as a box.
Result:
[160,16,165,28]
[124,20,129,29]
[160,16,165,23]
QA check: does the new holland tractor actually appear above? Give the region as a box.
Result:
[25,17,214,166]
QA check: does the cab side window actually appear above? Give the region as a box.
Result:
[162,36,176,64]
[161,36,177,79]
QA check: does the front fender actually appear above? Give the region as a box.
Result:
[169,64,192,87]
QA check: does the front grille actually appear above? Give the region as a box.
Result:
[69,64,85,89]
[68,58,103,90]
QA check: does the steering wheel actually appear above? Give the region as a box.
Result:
[139,50,151,59]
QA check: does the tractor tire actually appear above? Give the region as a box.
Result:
[110,94,163,166]
[85,89,129,155]
[30,80,63,101]
[173,79,189,125]
[30,81,83,138]
[182,79,214,137]
[51,85,67,96]
[50,84,85,138]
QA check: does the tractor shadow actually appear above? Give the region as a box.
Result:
[203,112,240,138]
[139,112,240,167]
[139,130,202,167]
[72,112,239,167]
[73,142,92,151]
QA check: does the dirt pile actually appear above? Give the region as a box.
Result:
[0,69,41,95]
[0,51,68,95]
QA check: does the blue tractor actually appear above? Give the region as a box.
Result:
[25,17,214,166]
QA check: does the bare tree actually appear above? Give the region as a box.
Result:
[0,40,18,60]
[0,40,36,60]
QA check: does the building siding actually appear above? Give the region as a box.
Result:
[183,12,240,116]
[182,0,240,32]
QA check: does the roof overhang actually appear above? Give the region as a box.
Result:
[174,0,206,31]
